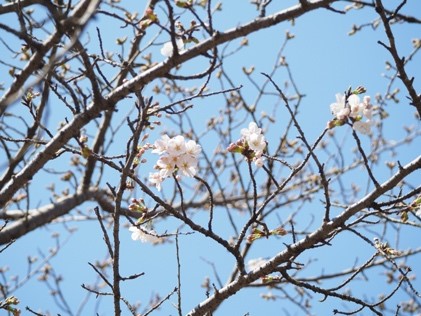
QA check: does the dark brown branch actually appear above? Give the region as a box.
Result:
[375,0,421,118]
[187,154,421,315]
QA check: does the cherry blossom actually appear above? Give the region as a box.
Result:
[241,122,262,139]
[160,38,184,57]
[228,122,267,168]
[185,139,202,157]
[149,134,201,190]
[151,134,170,154]
[254,156,265,168]
[166,135,187,156]
[328,89,375,135]
[248,133,266,152]
[330,93,349,120]
[129,226,161,244]
[243,122,266,152]
[149,172,164,191]
[349,95,363,118]
[156,155,176,178]
[177,155,198,177]
[362,96,373,119]
[353,120,372,135]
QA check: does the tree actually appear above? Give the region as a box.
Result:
[0,0,420,315]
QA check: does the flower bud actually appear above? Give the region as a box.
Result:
[352,86,366,95]
[227,142,242,153]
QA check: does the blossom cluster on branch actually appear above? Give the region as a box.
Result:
[0,0,420,315]
[227,122,267,167]
[148,134,202,191]
[327,87,374,135]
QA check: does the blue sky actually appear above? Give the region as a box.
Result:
[1,1,421,315]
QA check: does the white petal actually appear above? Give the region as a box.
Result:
[248,133,266,152]
[185,140,201,157]
[254,157,265,168]
[348,94,360,107]
[353,120,371,135]
[416,206,421,217]
[160,38,184,57]
[152,134,170,154]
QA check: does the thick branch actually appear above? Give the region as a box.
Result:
[0,0,101,115]
[0,190,86,245]
[0,0,52,15]
[0,0,337,209]
[107,0,338,104]
[187,155,421,315]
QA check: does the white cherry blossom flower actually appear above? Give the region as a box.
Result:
[152,134,170,154]
[329,91,375,135]
[149,135,201,190]
[254,156,265,168]
[160,38,184,57]
[330,93,347,119]
[353,120,371,135]
[363,107,373,120]
[129,226,161,243]
[241,122,262,139]
[235,121,268,166]
[157,155,176,178]
[185,139,202,157]
[362,95,373,119]
[241,122,266,152]
[149,172,164,191]
[363,95,371,105]
[330,94,361,119]
[178,155,198,177]
[167,135,187,156]
[348,94,362,118]
[248,132,266,152]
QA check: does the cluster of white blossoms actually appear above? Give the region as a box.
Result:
[329,90,374,135]
[240,122,267,167]
[160,38,185,57]
[241,122,267,153]
[149,134,201,191]
[227,122,267,167]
